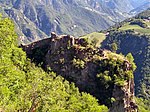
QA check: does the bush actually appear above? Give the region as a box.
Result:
[72,58,85,69]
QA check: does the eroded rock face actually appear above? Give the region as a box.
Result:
[110,79,138,112]
[22,32,137,112]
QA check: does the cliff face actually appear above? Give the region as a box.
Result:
[110,79,137,112]
[101,30,150,101]
[22,33,137,112]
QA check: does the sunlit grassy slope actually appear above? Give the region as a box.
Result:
[81,32,106,47]
[119,22,150,34]
[81,17,150,48]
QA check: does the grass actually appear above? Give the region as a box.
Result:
[119,23,150,34]
[81,32,106,47]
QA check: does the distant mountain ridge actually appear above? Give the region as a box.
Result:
[131,0,149,8]
[130,1,150,14]
[0,0,149,43]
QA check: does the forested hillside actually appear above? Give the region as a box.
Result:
[0,15,139,111]
[0,15,109,112]
[82,9,150,111]
[102,31,150,100]
[101,9,150,100]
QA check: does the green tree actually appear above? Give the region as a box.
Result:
[111,43,118,53]
[126,53,137,71]
[0,15,108,112]
[135,98,150,112]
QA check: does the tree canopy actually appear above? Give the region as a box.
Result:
[0,16,108,111]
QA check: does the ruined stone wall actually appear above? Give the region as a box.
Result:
[22,33,138,112]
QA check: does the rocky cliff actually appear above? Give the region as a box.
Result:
[110,79,137,112]
[101,29,150,102]
[22,33,138,112]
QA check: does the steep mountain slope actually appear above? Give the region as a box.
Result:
[102,31,150,99]
[98,0,134,13]
[76,0,133,18]
[130,1,150,15]
[83,9,150,110]
[0,0,115,43]
[0,0,147,43]
[130,0,149,8]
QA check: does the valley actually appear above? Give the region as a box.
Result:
[0,0,150,112]
[0,0,149,43]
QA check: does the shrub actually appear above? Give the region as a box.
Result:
[72,58,85,69]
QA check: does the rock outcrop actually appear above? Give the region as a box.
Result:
[22,32,138,112]
[110,79,138,112]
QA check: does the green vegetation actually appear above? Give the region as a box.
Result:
[97,56,134,87]
[119,23,150,34]
[93,52,136,106]
[78,9,150,111]
[0,16,108,111]
[106,9,150,35]
[130,20,148,28]
[135,9,150,19]
[135,98,150,112]
[126,53,137,71]
[72,58,85,69]
[145,21,150,26]
[110,43,118,53]
[0,0,115,43]
[79,10,149,106]
[101,11,150,105]
[101,29,150,111]
[81,32,106,47]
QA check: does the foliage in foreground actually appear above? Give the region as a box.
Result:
[0,16,108,111]
[135,98,150,112]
